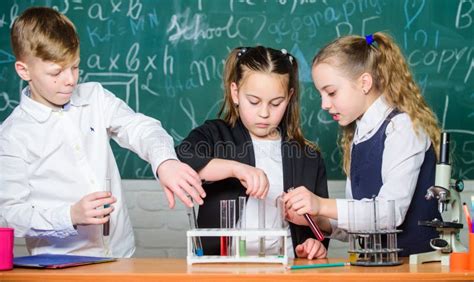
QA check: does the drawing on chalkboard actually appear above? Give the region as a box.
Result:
[83,73,139,112]
[0,1,472,179]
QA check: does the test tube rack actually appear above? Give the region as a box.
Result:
[348,229,403,266]
[186,228,289,265]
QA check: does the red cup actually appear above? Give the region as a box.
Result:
[0,228,13,270]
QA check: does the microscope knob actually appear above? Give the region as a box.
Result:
[430,238,449,250]
[453,179,464,192]
[425,187,435,200]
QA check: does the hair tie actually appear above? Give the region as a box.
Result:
[237,48,247,58]
[281,49,293,65]
[365,34,375,46]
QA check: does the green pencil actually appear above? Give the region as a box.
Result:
[288,262,349,270]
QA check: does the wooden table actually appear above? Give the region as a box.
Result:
[1,258,473,281]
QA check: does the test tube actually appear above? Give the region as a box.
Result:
[288,188,324,241]
[361,200,373,261]
[103,179,111,236]
[386,200,398,263]
[238,196,247,257]
[258,199,265,257]
[372,198,379,231]
[372,199,382,263]
[304,214,325,241]
[186,196,203,256]
[348,200,356,232]
[348,200,356,252]
[227,200,236,256]
[276,196,285,256]
[220,200,228,256]
[347,200,360,263]
[386,200,396,231]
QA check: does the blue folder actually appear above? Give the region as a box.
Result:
[13,254,116,269]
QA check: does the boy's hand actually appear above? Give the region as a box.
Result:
[70,191,116,225]
[156,159,206,208]
[232,163,269,199]
[295,238,327,259]
[283,186,321,216]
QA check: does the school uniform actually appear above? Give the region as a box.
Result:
[0,82,177,257]
[176,118,329,256]
[333,96,440,256]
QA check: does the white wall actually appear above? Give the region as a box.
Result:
[13,180,474,258]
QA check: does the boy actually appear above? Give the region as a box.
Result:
[0,7,205,257]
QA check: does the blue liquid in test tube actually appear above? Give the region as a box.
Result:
[186,196,203,256]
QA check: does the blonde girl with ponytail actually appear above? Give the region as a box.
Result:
[284,32,441,257]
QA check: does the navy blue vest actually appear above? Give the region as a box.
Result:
[350,110,440,256]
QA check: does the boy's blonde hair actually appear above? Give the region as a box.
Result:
[11,6,79,65]
[219,46,314,149]
[312,32,441,175]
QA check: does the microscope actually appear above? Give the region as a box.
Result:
[409,132,465,265]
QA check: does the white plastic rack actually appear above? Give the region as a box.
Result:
[186,228,289,265]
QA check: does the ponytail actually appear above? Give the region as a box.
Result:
[218,48,241,125]
[372,32,440,161]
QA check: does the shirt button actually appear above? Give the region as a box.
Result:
[75,144,81,151]
[91,180,95,184]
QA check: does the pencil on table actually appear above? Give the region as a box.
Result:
[288,262,349,270]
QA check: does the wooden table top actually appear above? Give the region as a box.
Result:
[1,257,473,281]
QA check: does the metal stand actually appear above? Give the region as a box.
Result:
[348,229,403,266]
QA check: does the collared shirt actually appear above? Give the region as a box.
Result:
[0,82,177,257]
[176,119,329,255]
[330,95,431,240]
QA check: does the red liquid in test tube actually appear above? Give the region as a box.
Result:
[304,214,324,241]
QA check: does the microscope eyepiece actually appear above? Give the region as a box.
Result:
[439,132,450,164]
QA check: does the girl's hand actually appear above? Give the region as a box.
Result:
[232,163,269,199]
[295,238,327,259]
[70,191,116,225]
[282,194,308,226]
[283,186,321,216]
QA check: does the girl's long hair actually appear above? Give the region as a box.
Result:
[313,32,440,175]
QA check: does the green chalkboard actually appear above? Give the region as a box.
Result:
[0,0,473,179]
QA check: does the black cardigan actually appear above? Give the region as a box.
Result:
[176,119,329,256]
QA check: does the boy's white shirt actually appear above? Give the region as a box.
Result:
[0,82,177,257]
[329,95,431,241]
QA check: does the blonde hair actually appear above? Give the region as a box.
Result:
[11,7,79,65]
[219,46,313,148]
[312,32,440,175]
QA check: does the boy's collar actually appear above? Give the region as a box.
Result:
[20,86,89,122]
[20,88,52,122]
[69,88,89,106]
